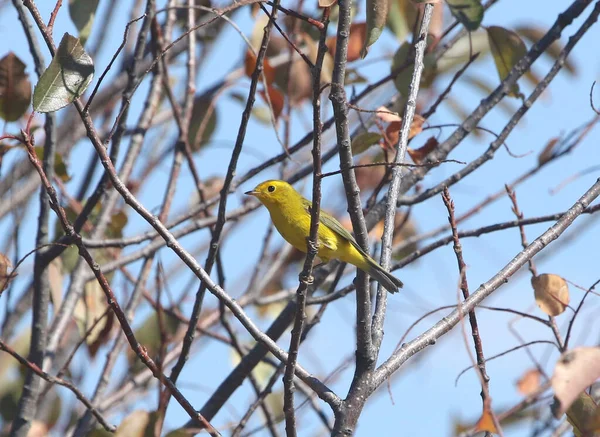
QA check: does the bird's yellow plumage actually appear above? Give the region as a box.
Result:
[245,180,403,293]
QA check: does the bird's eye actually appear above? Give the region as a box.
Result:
[267,185,275,193]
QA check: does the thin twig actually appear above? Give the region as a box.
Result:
[328,0,375,431]
[564,278,600,349]
[454,340,558,386]
[372,3,434,356]
[283,8,329,435]
[505,186,565,352]
[443,188,495,431]
[46,0,62,35]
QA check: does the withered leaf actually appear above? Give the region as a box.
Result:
[407,136,438,164]
[532,273,569,316]
[0,52,32,122]
[516,368,541,395]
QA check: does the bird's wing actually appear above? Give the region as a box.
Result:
[302,199,370,258]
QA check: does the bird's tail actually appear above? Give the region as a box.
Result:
[366,259,403,293]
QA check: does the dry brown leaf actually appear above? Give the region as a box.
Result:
[474,405,498,434]
[532,273,569,316]
[244,49,276,85]
[385,114,425,148]
[259,85,284,121]
[201,176,224,202]
[0,52,32,122]
[257,272,286,319]
[73,281,111,352]
[369,213,411,240]
[274,46,311,104]
[407,136,438,164]
[88,309,115,357]
[516,369,542,395]
[0,252,13,293]
[538,137,559,165]
[327,22,366,63]
[355,154,388,191]
[552,347,600,418]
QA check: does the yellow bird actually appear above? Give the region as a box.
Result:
[245,180,403,293]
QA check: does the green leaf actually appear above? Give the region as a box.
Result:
[446,0,484,31]
[486,26,527,98]
[69,0,100,45]
[436,29,489,73]
[0,379,22,421]
[391,40,437,96]
[107,210,128,238]
[113,410,160,437]
[361,0,389,58]
[34,146,71,182]
[566,392,599,437]
[188,95,218,151]
[351,132,382,155]
[0,52,32,122]
[128,312,179,371]
[33,33,94,113]
[386,0,414,42]
[345,69,368,85]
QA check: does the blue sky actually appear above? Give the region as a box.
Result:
[1,0,600,436]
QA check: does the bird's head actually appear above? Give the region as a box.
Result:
[245,180,295,206]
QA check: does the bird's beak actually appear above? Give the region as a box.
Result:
[244,190,257,196]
